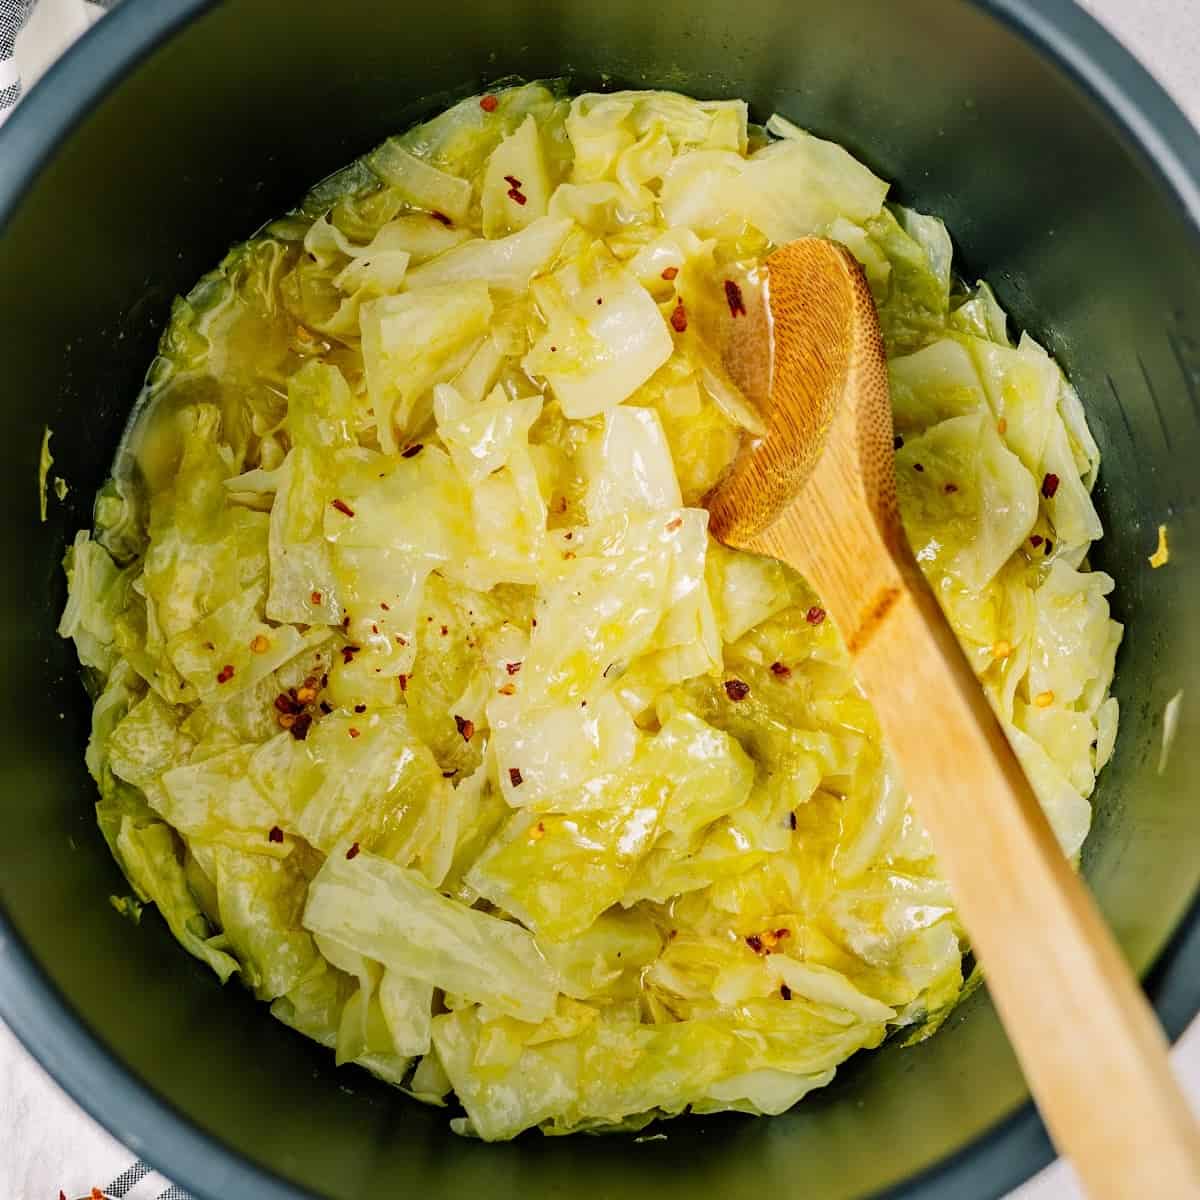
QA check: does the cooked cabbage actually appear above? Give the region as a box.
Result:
[61,82,1121,1140]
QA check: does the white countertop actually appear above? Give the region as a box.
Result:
[4,1,1199,1197]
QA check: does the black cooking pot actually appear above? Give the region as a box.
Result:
[2,1,1199,1196]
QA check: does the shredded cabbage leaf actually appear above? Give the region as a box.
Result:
[61,82,1121,1141]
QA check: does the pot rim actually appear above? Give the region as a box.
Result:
[1,2,1198,1198]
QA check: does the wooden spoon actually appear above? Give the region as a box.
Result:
[706,238,1200,1199]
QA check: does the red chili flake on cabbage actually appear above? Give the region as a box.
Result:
[944,482,959,494]
[805,606,826,625]
[1030,535,1044,548]
[770,661,791,678]
[724,679,750,702]
[455,714,475,741]
[724,279,747,317]
[780,984,792,1001]
[275,693,302,715]
[479,94,498,112]
[788,811,797,830]
[341,645,361,665]
[268,826,284,844]
[345,841,361,859]
[893,434,904,450]
[430,211,452,226]
[401,443,423,458]
[661,266,679,281]
[319,700,333,714]
[398,673,408,692]
[670,300,688,332]
[505,661,522,675]
[310,590,322,604]
[665,516,683,531]
[508,767,524,787]
[913,462,925,473]
[1041,472,1060,498]
[745,934,764,954]
[348,727,361,739]
[331,498,355,517]
[380,601,390,611]
[216,664,235,684]
[354,704,367,714]
[506,184,528,205]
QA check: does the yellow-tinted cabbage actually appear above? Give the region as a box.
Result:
[61,81,1120,1141]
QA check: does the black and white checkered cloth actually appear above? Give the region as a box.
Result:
[0,0,35,116]
[97,1160,193,1200]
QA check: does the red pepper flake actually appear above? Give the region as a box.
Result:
[1041,472,1060,499]
[670,300,688,332]
[507,185,528,206]
[203,641,215,650]
[1030,534,1044,548]
[724,679,750,702]
[505,661,522,675]
[770,661,791,678]
[503,174,523,189]
[310,590,323,605]
[455,714,475,741]
[564,530,573,540]
[498,683,516,695]
[430,210,453,226]
[348,727,361,739]
[442,769,459,778]
[216,664,235,684]
[275,692,302,715]
[345,841,361,859]
[944,482,959,494]
[268,825,284,844]
[745,934,765,954]
[319,700,333,714]
[440,624,449,636]
[398,673,408,692]
[661,266,679,281]
[331,498,355,517]
[893,434,904,450]
[508,767,524,787]
[479,94,498,112]
[341,645,361,665]
[342,614,351,630]
[380,601,390,611]
[780,983,792,1001]
[788,811,797,830]
[665,516,684,531]
[724,279,747,317]
[913,462,925,473]
[354,703,367,714]
[1043,539,1053,555]
[595,297,603,305]
[774,928,790,940]
[371,623,379,635]
[401,443,424,458]
[805,606,826,625]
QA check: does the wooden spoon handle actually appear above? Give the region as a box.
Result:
[851,557,1200,1198]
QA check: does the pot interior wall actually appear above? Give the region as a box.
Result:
[2,1,1199,1198]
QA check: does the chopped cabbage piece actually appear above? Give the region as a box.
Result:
[303,848,559,1022]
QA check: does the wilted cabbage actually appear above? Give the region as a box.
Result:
[61,82,1120,1141]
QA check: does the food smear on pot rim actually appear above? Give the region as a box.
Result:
[58,82,1121,1141]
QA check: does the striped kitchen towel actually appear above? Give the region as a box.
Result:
[0,0,36,117]
[66,1161,192,1200]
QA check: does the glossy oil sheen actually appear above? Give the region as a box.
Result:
[1,1,1199,1198]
